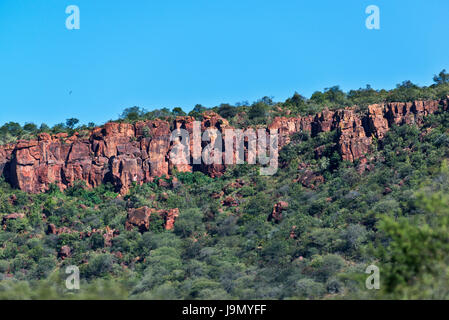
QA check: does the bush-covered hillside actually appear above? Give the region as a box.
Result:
[2,72,449,299]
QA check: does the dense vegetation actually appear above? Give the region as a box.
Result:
[2,71,449,299]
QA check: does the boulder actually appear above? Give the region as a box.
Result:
[163,208,179,231]
[125,206,179,232]
[268,201,289,223]
[125,206,153,232]
[2,213,25,226]
[222,196,238,207]
[59,245,71,259]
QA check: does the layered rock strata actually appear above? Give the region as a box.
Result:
[0,98,447,194]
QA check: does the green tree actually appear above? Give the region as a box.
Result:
[248,102,269,124]
[172,107,186,116]
[65,118,79,129]
[433,69,449,85]
[121,106,145,121]
[217,104,238,119]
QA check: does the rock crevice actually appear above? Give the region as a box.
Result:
[0,98,447,194]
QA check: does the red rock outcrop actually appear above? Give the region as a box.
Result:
[46,224,78,235]
[268,201,289,223]
[103,226,116,247]
[2,213,25,229]
[222,196,238,207]
[59,245,71,259]
[269,98,448,164]
[125,206,179,232]
[46,224,119,246]
[0,143,15,181]
[1,114,228,195]
[125,207,153,232]
[294,169,325,189]
[336,108,372,162]
[0,98,447,194]
[163,208,179,231]
[289,225,297,239]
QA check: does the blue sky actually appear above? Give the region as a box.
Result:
[1,0,448,126]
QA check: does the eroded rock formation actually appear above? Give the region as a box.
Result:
[58,245,71,259]
[125,206,179,232]
[270,98,448,164]
[0,98,448,195]
[268,201,289,223]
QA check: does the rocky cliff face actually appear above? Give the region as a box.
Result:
[269,98,446,163]
[0,98,447,194]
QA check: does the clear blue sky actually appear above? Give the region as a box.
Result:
[1,0,448,126]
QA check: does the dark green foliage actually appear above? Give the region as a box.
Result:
[188,104,207,119]
[172,107,186,116]
[433,69,449,85]
[65,118,79,129]
[311,86,347,106]
[248,101,270,124]
[120,106,146,121]
[217,104,238,119]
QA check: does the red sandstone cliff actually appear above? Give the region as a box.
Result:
[269,98,446,163]
[0,98,447,194]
